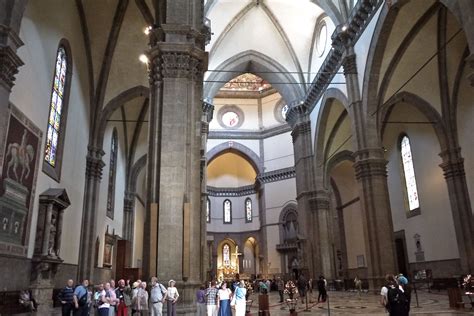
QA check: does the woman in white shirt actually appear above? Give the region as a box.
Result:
[217,282,232,316]
[98,282,112,316]
[164,279,179,316]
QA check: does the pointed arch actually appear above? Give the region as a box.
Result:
[204,50,304,104]
[380,91,449,152]
[96,85,149,148]
[206,141,263,175]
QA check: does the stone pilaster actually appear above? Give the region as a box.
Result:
[439,147,474,272]
[353,148,396,289]
[200,101,213,281]
[78,147,105,282]
[144,19,208,313]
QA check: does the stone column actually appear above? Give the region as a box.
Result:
[341,50,396,288]
[143,17,208,313]
[353,148,396,289]
[439,147,474,272]
[467,54,474,87]
[77,147,105,281]
[287,105,333,278]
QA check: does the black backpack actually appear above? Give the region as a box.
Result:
[387,286,409,315]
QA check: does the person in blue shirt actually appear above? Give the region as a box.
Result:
[73,279,89,316]
[58,279,75,315]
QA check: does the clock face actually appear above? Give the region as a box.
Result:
[222,111,240,128]
[281,104,289,119]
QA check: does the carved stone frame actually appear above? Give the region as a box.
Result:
[0,103,42,257]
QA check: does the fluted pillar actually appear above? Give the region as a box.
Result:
[439,147,474,272]
[143,12,208,313]
[78,147,105,281]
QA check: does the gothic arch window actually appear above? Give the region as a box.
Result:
[43,40,72,181]
[245,198,252,223]
[223,243,231,267]
[283,210,298,242]
[106,129,118,219]
[223,199,232,224]
[399,134,420,214]
[206,197,211,223]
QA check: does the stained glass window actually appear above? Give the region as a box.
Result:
[224,199,232,223]
[206,198,211,223]
[245,198,252,222]
[44,46,67,167]
[106,129,118,219]
[223,244,230,267]
[400,135,420,211]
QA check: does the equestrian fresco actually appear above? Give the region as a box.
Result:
[0,107,41,255]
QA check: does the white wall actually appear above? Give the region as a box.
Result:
[207,194,260,233]
[384,103,460,263]
[10,0,91,263]
[96,123,127,267]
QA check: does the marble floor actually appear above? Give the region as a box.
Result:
[246,289,474,315]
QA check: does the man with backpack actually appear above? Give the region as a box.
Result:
[73,279,89,316]
[150,277,167,316]
[380,274,410,316]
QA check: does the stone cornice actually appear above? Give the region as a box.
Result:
[0,45,24,91]
[207,185,256,197]
[208,124,291,140]
[207,167,296,196]
[257,167,296,184]
[293,0,383,115]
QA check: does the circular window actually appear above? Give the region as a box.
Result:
[316,21,328,57]
[217,105,244,129]
[222,111,239,128]
[281,104,289,120]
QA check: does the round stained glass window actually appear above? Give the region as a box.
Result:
[222,111,240,128]
[316,22,327,57]
[281,104,289,120]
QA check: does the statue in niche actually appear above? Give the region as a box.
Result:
[2,218,8,231]
[14,221,19,234]
[48,213,57,257]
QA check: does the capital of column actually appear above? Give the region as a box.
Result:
[342,53,357,76]
[85,146,105,180]
[439,147,466,179]
[291,120,311,144]
[308,190,331,212]
[0,25,24,91]
[124,191,135,212]
[202,101,214,123]
[286,101,308,128]
[353,148,388,180]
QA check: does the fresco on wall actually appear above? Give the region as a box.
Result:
[0,105,42,256]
